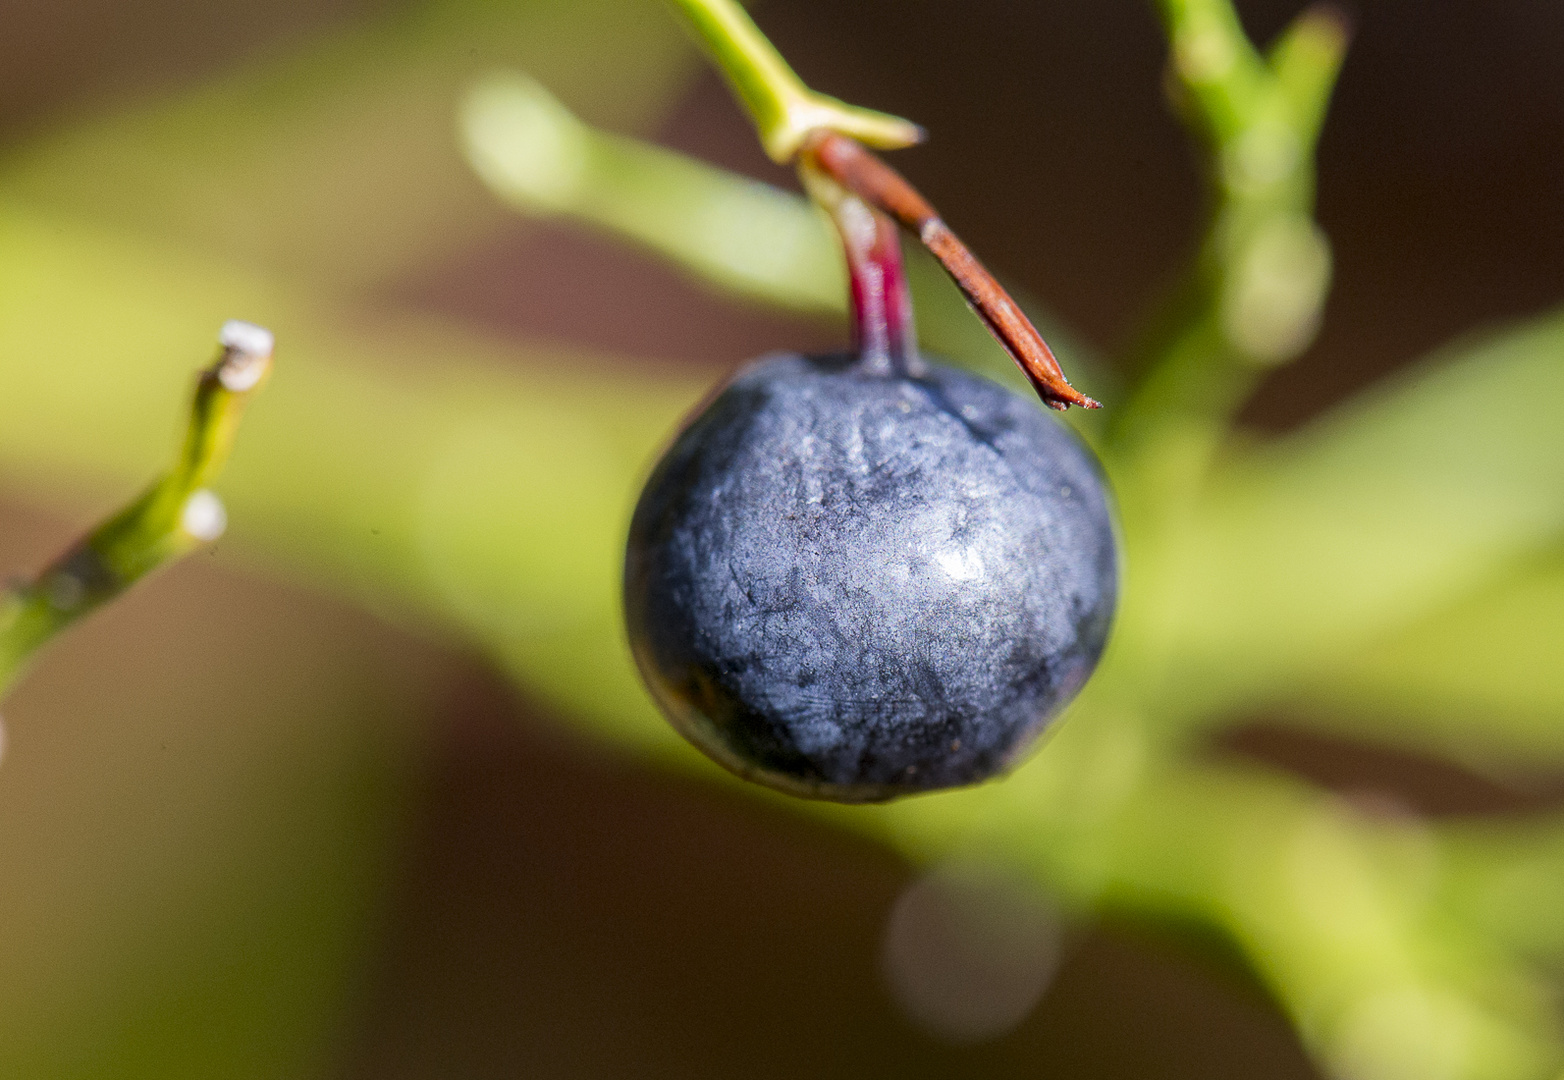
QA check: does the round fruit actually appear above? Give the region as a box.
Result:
[624,350,1118,802]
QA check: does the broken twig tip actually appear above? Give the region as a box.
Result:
[215,320,275,393]
[802,132,1095,415]
[219,320,274,360]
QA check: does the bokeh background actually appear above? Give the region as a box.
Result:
[1,1,1561,1076]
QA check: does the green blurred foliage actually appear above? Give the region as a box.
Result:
[1,0,1562,1078]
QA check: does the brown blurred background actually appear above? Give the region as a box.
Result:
[2,1,1561,1076]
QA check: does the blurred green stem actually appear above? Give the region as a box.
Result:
[0,322,274,695]
[1109,3,1347,469]
[663,0,922,162]
[1099,3,1348,720]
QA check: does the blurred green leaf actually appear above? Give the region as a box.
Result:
[849,727,1562,1080]
[1156,309,1564,722]
[1440,817,1564,962]
[1288,547,1564,771]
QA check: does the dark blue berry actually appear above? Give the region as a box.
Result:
[624,352,1118,802]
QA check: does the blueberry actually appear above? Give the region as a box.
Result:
[624,352,1118,802]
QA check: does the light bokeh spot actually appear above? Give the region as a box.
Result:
[881,857,1062,1043]
[181,489,228,543]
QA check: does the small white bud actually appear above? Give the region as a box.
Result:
[219,320,274,359]
[181,489,228,542]
[217,321,274,392]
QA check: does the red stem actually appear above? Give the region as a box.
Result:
[825,193,920,375]
[804,131,1099,411]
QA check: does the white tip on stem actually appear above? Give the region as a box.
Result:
[217,321,274,392]
[181,490,228,542]
[219,320,274,359]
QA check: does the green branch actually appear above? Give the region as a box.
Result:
[1110,4,1348,460]
[662,0,922,162]
[0,321,274,696]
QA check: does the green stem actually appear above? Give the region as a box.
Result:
[1097,5,1348,701]
[662,0,922,162]
[1109,4,1347,463]
[0,322,274,696]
